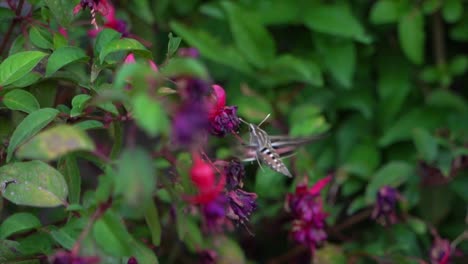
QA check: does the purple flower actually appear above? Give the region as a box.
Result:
[285,176,331,254]
[51,251,100,264]
[208,85,240,137]
[172,101,209,146]
[201,194,229,232]
[291,219,327,251]
[430,237,452,264]
[224,159,245,190]
[178,47,200,58]
[198,249,218,264]
[226,189,257,224]
[127,257,138,264]
[209,106,240,137]
[184,79,211,102]
[371,186,400,226]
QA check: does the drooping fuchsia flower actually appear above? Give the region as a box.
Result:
[208,85,241,137]
[198,249,218,264]
[51,250,100,264]
[187,153,226,205]
[123,53,158,72]
[430,236,452,264]
[285,176,331,254]
[371,186,401,226]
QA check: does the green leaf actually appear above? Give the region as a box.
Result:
[262,55,322,86]
[315,38,355,88]
[100,38,151,63]
[442,0,463,23]
[398,9,425,64]
[426,89,468,112]
[17,232,53,255]
[412,128,438,162]
[0,51,48,86]
[449,55,468,75]
[131,93,169,137]
[167,32,181,57]
[215,237,246,264]
[16,125,95,161]
[46,46,88,76]
[379,107,445,147]
[53,33,68,49]
[343,141,380,179]
[129,0,154,24]
[144,200,161,246]
[43,0,74,27]
[255,167,286,198]
[370,0,400,24]
[70,94,91,117]
[7,108,59,162]
[0,240,22,261]
[221,1,276,68]
[377,53,411,129]
[0,160,68,207]
[160,57,209,80]
[115,148,156,210]
[365,161,413,203]
[170,21,252,74]
[3,89,40,113]
[57,154,81,205]
[304,3,370,43]
[93,211,133,256]
[0,7,15,22]
[347,196,367,215]
[289,105,330,137]
[95,29,121,55]
[314,244,347,264]
[6,72,42,88]
[73,120,104,131]
[29,26,53,50]
[0,213,41,239]
[131,241,159,264]
[9,35,25,56]
[49,218,83,250]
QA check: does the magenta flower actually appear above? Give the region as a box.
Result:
[201,194,230,232]
[198,249,218,264]
[371,186,400,226]
[51,251,100,264]
[208,85,240,137]
[285,176,331,254]
[172,101,209,146]
[224,159,245,190]
[226,189,257,224]
[178,47,200,58]
[430,237,452,264]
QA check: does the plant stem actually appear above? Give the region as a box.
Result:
[0,0,25,56]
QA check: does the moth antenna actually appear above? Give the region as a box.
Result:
[258,113,271,127]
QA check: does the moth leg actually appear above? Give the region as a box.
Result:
[255,154,265,171]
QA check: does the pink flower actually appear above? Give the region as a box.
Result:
[207,85,240,137]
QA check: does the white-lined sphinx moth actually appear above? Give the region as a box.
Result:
[239,114,324,177]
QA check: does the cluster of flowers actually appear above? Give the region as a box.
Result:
[285,176,331,254]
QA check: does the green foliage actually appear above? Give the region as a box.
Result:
[0,0,467,263]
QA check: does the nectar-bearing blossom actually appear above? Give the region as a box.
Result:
[285,176,331,254]
[187,154,225,205]
[224,159,245,190]
[172,101,209,146]
[430,237,452,264]
[208,85,241,137]
[371,186,400,226]
[226,189,257,224]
